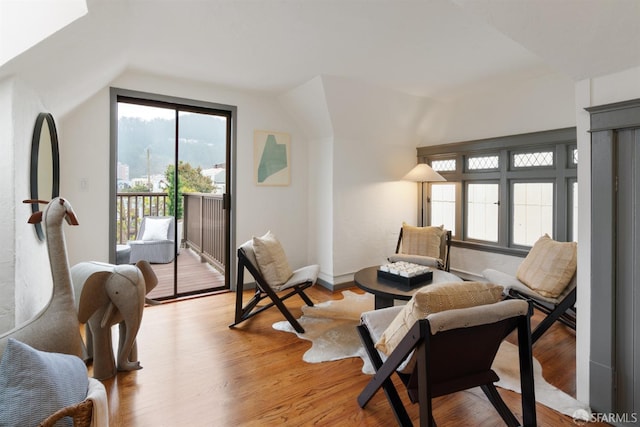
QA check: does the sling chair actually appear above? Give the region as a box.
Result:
[388,224,452,272]
[357,299,536,427]
[229,239,319,334]
[483,268,576,345]
[482,234,577,345]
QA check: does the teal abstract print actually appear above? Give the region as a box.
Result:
[254,130,290,185]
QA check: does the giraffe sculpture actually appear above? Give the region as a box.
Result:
[0,198,84,359]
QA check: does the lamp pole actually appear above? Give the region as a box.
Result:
[403,163,446,227]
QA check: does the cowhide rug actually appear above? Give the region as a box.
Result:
[273,290,590,419]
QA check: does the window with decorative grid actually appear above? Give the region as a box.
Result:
[513,151,554,168]
[417,127,577,253]
[467,155,499,170]
[431,159,456,172]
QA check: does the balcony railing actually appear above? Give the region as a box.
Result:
[116,192,225,272]
[183,193,226,271]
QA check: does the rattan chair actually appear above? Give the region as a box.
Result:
[39,399,93,427]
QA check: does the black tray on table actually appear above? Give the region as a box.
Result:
[377,269,433,288]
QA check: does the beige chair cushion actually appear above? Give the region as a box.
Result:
[252,231,293,287]
[375,281,504,355]
[400,223,445,260]
[516,234,577,298]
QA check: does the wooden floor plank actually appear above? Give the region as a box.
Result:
[95,285,606,426]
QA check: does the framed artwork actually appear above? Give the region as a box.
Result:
[254,130,290,186]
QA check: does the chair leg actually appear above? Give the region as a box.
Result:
[531,288,576,344]
[298,287,314,307]
[517,314,537,427]
[356,325,413,427]
[480,384,520,427]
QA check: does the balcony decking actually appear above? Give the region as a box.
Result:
[117,192,228,300]
[146,247,226,300]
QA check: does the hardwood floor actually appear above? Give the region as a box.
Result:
[95,285,607,426]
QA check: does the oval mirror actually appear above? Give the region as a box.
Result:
[30,113,60,241]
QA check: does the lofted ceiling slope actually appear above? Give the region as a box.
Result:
[1,0,639,117]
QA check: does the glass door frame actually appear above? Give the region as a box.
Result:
[109,87,237,296]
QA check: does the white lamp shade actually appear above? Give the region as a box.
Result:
[403,163,446,182]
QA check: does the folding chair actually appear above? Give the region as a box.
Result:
[229,240,319,333]
[483,268,576,344]
[389,225,452,272]
[357,299,536,427]
[482,232,577,345]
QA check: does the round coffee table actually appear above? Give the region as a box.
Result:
[354,265,463,309]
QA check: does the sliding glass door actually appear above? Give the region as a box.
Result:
[112,91,232,300]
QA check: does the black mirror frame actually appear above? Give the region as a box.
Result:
[30,112,60,241]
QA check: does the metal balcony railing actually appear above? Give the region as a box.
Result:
[116,192,225,272]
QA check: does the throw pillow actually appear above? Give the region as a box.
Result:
[375,282,504,356]
[400,223,445,260]
[252,231,294,287]
[516,234,577,298]
[141,217,172,241]
[0,338,89,427]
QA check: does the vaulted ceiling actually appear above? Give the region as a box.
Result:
[2,0,639,117]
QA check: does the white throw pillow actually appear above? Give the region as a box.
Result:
[141,217,171,241]
[252,231,293,287]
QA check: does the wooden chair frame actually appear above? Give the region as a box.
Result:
[483,268,577,345]
[357,301,536,427]
[507,285,576,344]
[229,246,314,333]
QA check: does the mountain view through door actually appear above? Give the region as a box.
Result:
[114,97,231,300]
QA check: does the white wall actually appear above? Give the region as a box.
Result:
[0,78,15,332]
[0,77,53,333]
[427,71,577,145]
[59,69,311,279]
[320,76,430,283]
[574,64,640,403]
[278,77,335,283]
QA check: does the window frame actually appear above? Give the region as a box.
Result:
[509,179,555,249]
[419,127,577,256]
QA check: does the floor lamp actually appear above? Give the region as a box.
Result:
[403,163,446,226]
